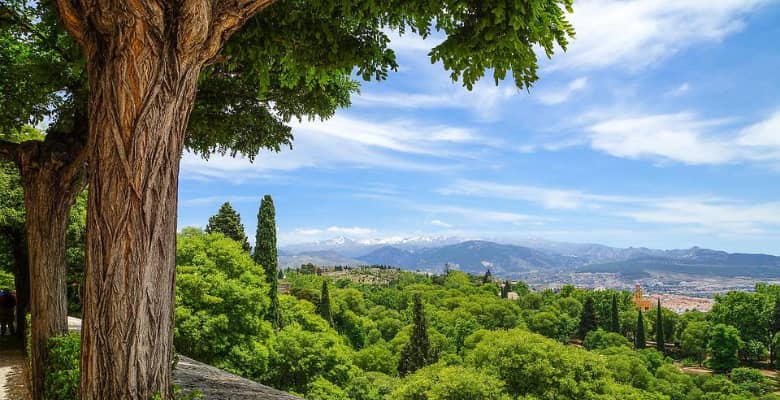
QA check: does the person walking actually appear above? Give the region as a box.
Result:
[0,289,16,335]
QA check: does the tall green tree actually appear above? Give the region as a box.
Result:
[205,202,250,252]
[708,324,743,372]
[254,195,281,328]
[399,294,432,376]
[771,298,780,364]
[655,299,665,352]
[175,228,272,379]
[501,280,511,299]
[317,280,333,327]
[578,297,597,339]
[4,0,575,396]
[635,311,646,349]
[482,268,492,284]
[610,294,620,333]
[681,321,710,366]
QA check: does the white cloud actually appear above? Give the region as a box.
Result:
[439,179,780,234]
[618,200,780,234]
[537,77,588,105]
[549,0,771,71]
[354,80,517,121]
[386,31,443,53]
[180,114,484,181]
[668,83,691,96]
[426,205,540,224]
[293,228,323,236]
[582,109,780,166]
[738,110,780,148]
[430,219,453,228]
[289,114,487,158]
[326,226,376,236]
[439,180,635,210]
[587,112,735,164]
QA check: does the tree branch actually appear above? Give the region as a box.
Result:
[51,0,89,48]
[200,0,279,64]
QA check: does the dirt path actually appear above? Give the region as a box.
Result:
[0,336,30,400]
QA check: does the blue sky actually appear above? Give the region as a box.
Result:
[179,0,780,254]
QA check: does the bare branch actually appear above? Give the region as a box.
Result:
[200,0,279,64]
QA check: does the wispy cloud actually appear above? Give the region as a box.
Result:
[181,114,483,182]
[353,80,518,121]
[293,228,324,236]
[549,0,772,71]
[667,83,691,96]
[618,199,780,234]
[326,226,376,236]
[430,219,453,228]
[536,77,588,105]
[439,180,635,210]
[424,205,541,224]
[583,109,780,166]
[439,179,780,234]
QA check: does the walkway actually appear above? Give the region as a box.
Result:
[0,335,29,400]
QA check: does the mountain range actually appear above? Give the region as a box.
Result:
[278,237,780,279]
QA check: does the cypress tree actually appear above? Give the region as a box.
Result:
[206,202,250,252]
[317,280,333,326]
[482,268,492,284]
[578,296,598,339]
[635,311,646,349]
[610,294,620,333]
[501,280,511,299]
[398,294,432,376]
[254,195,281,328]
[655,299,665,352]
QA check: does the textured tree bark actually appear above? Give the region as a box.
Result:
[77,17,201,400]
[48,1,276,398]
[17,141,85,400]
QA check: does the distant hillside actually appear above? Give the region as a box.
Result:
[358,240,583,276]
[278,237,779,279]
[279,251,363,269]
[579,247,780,278]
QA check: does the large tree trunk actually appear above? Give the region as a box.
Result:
[78,29,201,400]
[47,1,276,398]
[18,149,84,400]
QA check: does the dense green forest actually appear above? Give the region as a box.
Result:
[6,199,780,399]
[169,228,780,400]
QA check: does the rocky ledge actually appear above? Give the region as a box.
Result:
[67,318,301,400]
[174,356,301,400]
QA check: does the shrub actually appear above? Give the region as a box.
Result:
[730,367,770,395]
[584,328,631,350]
[43,334,80,400]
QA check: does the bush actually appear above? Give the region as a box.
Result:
[0,269,14,289]
[44,334,81,400]
[730,367,771,395]
[175,229,272,379]
[584,329,631,350]
[739,339,768,363]
[388,364,510,400]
